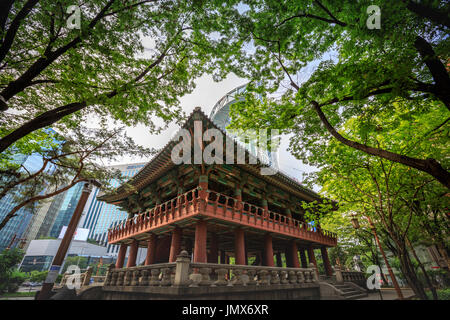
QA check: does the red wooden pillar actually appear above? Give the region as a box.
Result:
[276,252,283,267]
[126,240,139,267]
[299,248,308,268]
[264,234,275,267]
[290,240,300,268]
[193,220,207,263]
[169,227,182,262]
[321,246,333,276]
[208,233,218,263]
[284,246,292,267]
[145,234,157,265]
[235,187,242,210]
[219,250,226,264]
[308,246,318,268]
[116,243,128,268]
[199,175,208,199]
[234,228,246,265]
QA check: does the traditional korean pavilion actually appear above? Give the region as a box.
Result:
[99,108,337,277]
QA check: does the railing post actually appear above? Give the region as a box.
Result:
[104,263,115,286]
[174,250,191,286]
[82,266,93,287]
[335,264,344,284]
[309,263,319,282]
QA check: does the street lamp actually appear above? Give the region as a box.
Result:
[350,211,404,300]
[350,212,360,230]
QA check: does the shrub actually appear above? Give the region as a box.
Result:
[426,288,450,300]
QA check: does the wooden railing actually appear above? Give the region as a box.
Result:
[108,188,337,246]
[202,189,337,246]
[108,188,200,243]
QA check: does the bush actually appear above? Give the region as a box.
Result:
[6,270,27,293]
[27,270,48,283]
[0,248,25,294]
[426,288,450,300]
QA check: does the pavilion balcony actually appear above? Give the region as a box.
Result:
[108,188,337,247]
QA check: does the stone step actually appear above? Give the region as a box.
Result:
[344,293,368,300]
[342,290,360,296]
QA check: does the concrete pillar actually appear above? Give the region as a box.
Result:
[145,234,157,265]
[300,248,308,268]
[208,233,218,263]
[169,227,182,262]
[276,252,283,267]
[321,246,333,276]
[234,228,246,265]
[264,234,275,267]
[126,240,139,267]
[193,220,207,263]
[116,243,127,268]
[290,241,300,268]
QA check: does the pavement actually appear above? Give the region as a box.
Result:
[358,288,416,300]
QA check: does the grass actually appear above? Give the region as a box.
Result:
[0,291,36,298]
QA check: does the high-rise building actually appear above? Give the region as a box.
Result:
[81,162,146,257]
[48,182,85,238]
[0,154,47,251]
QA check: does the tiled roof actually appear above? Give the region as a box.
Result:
[98,108,324,203]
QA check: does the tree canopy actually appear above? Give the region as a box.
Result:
[201,0,450,187]
[0,0,235,153]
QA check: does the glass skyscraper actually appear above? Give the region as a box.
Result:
[0,154,47,251]
[48,182,84,238]
[81,162,146,256]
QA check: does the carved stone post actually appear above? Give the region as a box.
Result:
[131,270,140,286]
[309,263,319,282]
[140,270,149,286]
[160,268,172,286]
[246,269,257,285]
[288,270,298,284]
[104,263,115,286]
[257,269,270,285]
[82,266,93,287]
[149,268,160,286]
[335,264,344,284]
[280,270,289,284]
[213,268,228,286]
[174,250,191,286]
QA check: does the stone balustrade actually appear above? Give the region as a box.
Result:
[103,251,319,289]
[342,271,366,283]
[104,263,177,287]
[57,266,93,288]
[334,265,367,288]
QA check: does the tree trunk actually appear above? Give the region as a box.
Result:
[414,36,450,111]
[0,101,86,153]
[407,238,438,300]
[397,244,429,300]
